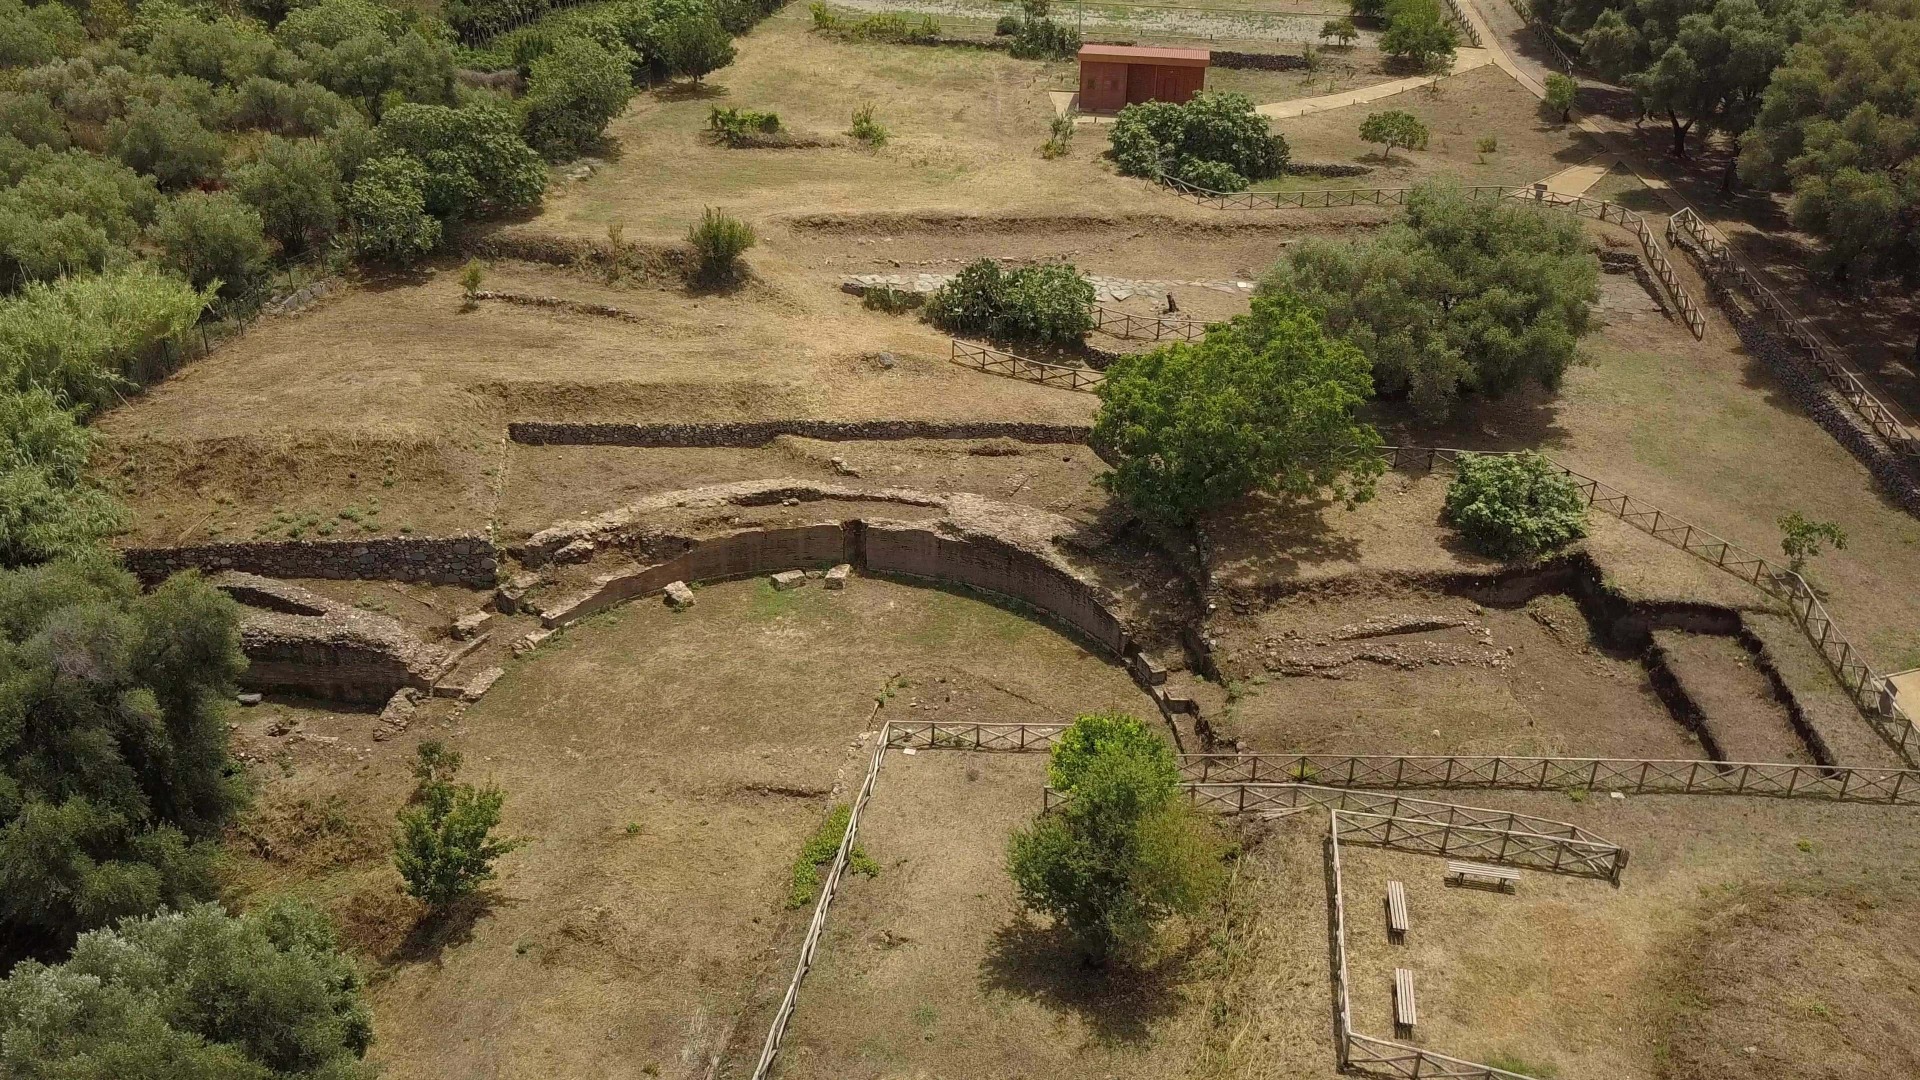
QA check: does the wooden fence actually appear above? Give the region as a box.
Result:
[1668,207,1920,460]
[886,721,1068,751]
[1182,753,1920,804]
[1156,180,1707,338]
[1438,0,1483,47]
[1381,445,1918,763]
[1092,305,1206,343]
[1504,0,1577,76]
[1334,808,1624,881]
[950,340,1104,392]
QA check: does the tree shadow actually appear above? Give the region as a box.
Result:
[387,890,514,967]
[652,81,728,103]
[977,915,1196,1047]
[1205,490,1365,579]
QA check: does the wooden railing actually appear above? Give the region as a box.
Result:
[1347,1032,1538,1080]
[1668,207,1920,459]
[1335,808,1624,881]
[1182,753,1920,804]
[1382,445,1918,763]
[950,340,1104,392]
[1439,0,1484,46]
[1092,305,1206,343]
[886,721,1068,751]
[1156,180,1706,338]
[1504,0,1577,76]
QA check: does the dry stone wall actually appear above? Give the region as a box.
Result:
[122,536,498,587]
[213,573,449,703]
[508,420,1092,448]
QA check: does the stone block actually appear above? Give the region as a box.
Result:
[770,570,807,591]
[664,581,696,610]
[237,692,263,706]
[824,564,851,590]
[452,611,492,640]
[460,667,506,703]
[554,539,595,563]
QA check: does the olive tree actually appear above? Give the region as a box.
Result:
[1359,109,1428,158]
[394,742,521,910]
[522,34,636,161]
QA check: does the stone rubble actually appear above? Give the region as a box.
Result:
[665,580,697,609]
[841,272,1255,304]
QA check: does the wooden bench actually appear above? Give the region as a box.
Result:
[1393,968,1417,1035]
[1385,880,1410,943]
[1445,860,1521,892]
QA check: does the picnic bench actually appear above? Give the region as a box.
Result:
[1385,880,1409,943]
[1445,860,1521,893]
[1393,968,1417,1035]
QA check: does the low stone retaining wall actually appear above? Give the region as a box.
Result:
[214,573,449,704]
[508,419,1092,448]
[123,536,498,588]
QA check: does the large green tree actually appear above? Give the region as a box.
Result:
[1259,181,1599,422]
[521,35,636,161]
[1108,90,1288,192]
[0,560,247,959]
[1006,712,1224,965]
[1739,4,1920,283]
[1091,292,1383,525]
[0,901,374,1080]
[1379,0,1457,71]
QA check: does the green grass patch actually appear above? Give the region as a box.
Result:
[787,803,880,909]
[1482,1052,1558,1078]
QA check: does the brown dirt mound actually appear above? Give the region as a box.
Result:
[1659,881,1920,1080]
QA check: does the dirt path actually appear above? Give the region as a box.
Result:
[1254,47,1491,118]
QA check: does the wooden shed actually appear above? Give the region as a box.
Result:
[1077,44,1210,113]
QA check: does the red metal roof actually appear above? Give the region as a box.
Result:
[1076,44,1211,67]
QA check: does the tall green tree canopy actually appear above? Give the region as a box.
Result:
[1379,0,1457,70]
[0,901,374,1080]
[1108,90,1288,192]
[0,559,247,958]
[1259,181,1599,422]
[1091,292,1383,525]
[1739,3,1920,281]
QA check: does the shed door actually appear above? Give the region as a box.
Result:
[1125,64,1157,105]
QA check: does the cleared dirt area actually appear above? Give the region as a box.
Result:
[223,575,1151,1080]
[1340,793,1920,1080]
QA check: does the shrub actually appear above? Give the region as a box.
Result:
[708,105,782,145]
[1359,109,1428,157]
[1544,71,1576,121]
[1322,16,1359,45]
[1351,0,1386,16]
[785,804,879,909]
[106,100,226,190]
[1109,91,1286,187]
[1047,710,1175,791]
[0,387,127,566]
[0,902,374,1078]
[1443,451,1589,559]
[393,743,521,910]
[1379,0,1456,71]
[924,258,1094,347]
[1092,292,1383,524]
[460,258,486,301]
[154,192,271,298]
[0,0,85,68]
[1173,154,1248,192]
[862,285,921,312]
[1779,511,1847,574]
[346,153,441,264]
[224,76,349,137]
[372,102,548,220]
[1260,180,1598,421]
[658,9,735,82]
[996,13,1021,34]
[0,91,68,151]
[522,34,635,160]
[1006,711,1226,964]
[810,0,838,29]
[1040,111,1075,159]
[687,206,755,282]
[1476,135,1498,157]
[0,265,212,411]
[231,136,342,255]
[0,561,245,955]
[1009,15,1079,59]
[848,101,887,147]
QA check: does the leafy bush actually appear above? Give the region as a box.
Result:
[0,387,127,567]
[279,0,458,113]
[1778,511,1847,573]
[1092,292,1383,524]
[521,34,635,160]
[1109,91,1287,188]
[0,902,375,1078]
[1006,711,1226,964]
[372,102,547,220]
[0,147,158,288]
[1443,451,1589,559]
[687,206,755,282]
[393,743,521,910]
[0,91,69,151]
[106,100,226,190]
[1173,154,1247,192]
[1544,71,1576,121]
[154,192,270,297]
[924,258,1094,347]
[862,285,921,312]
[996,12,1021,34]
[1259,181,1598,421]
[1040,110,1075,158]
[1046,710,1174,791]
[848,101,887,147]
[1359,109,1428,157]
[785,803,879,909]
[708,105,782,144]
[0,560,245,956]
[1009,15,1079,59]
[224,76,349,137]
[231,136,342,255]
[0,265,212,411]
[1379,0,1456,70]
[0,0,86,68]
[658,9,734,82]
[1322,16,1359,45]
[346,153,441,264]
